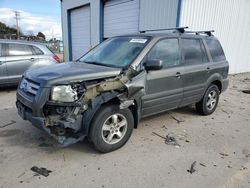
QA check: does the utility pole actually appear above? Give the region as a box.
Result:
[14,11,20,39]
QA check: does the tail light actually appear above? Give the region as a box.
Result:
[53,55,61,63]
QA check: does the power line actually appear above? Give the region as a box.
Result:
[14,10,20,39]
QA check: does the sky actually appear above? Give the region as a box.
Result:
[0,0,62,40]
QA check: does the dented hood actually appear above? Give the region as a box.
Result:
[25,62,121,87]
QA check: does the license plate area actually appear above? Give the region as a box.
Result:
[17,102,26,120]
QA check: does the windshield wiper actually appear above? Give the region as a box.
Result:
[83,61,120,68]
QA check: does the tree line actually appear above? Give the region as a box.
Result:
[0,21,45,40]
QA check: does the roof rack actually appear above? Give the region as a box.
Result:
[140,26,189,34]
[186,30,215,36]
[139,27,214,36]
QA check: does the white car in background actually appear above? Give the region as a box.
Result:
[0,40,61,86]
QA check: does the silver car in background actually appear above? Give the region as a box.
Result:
[0,40,61,86]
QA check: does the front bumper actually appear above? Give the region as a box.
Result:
[16,100,49,132]
[16,88,85,146]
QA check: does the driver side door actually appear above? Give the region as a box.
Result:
[141,38,184,117]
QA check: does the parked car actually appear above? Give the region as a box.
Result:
[0,40,61,86]
[16,27,229,153]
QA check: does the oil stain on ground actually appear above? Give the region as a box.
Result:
[0,129,21,137]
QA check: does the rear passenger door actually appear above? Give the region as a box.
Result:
[141,38,184,117]
[6,43,38,83]
[0,43,9,84]
[180,38,210,106]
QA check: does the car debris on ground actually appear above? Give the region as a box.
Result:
[152,132,180,147]
[187,161,197,174]
[199,163,206,167]
[0,120,16,128]
[17,172,25,178]
[219,153,229,157]
[169,113,185,124]
[165,134,180,147]
[30,166,52,177]
[242,89,250,94]
[240,166,247,170]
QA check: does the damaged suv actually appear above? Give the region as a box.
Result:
[16,27,229,152]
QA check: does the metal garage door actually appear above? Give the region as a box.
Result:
[70,5,90,60]
[104,0,139,38]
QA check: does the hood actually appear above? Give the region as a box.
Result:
[25,62,121,87]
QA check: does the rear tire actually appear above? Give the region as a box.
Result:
[196,84,220,115]
[89,104,134,153]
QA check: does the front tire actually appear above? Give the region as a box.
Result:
[89,104,134,153]
[196,84,220,115]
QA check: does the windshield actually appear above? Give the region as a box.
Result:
[78,36,150,68]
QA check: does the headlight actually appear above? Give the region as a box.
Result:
[51,85,78,102]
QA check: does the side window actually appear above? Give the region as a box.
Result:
[0,44,2,56]
[147,38,180,69]
[205,39,226,62]
[32,46,44,55]
[8,44,33,56]
[182,38,206,64]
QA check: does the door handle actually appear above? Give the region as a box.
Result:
[176,72,181,78]
[30,58,35,61]
[206,67,210,73]
[0,61,4,65]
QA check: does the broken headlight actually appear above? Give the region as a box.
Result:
[51,85,78,102]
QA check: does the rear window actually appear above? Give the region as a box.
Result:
[32,46,44,55]
[8,44,33,56]
[46,45,56,55]
[205,39,226,62]
[182,38,208,64]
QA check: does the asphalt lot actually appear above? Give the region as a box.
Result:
[0,73,250,188]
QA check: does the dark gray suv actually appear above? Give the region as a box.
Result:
[16,27,229,152]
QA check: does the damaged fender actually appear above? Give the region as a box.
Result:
[43,68,147,146]
[81,70,147,135]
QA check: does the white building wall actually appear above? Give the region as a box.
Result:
[180,0,250,74]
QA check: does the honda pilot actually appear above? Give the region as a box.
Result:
[16,27,229,153]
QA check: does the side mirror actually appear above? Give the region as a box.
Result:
[144,59,163,71]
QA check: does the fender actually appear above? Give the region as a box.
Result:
[81,71,147,134]
[205,73,223,92]
[125,71,147,127]
[81,91,119,136]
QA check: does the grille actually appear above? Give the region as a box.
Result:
[19,78,40,96]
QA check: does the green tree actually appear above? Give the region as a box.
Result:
[0,21,17,34]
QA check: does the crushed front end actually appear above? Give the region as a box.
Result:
[16,78,89,146]
[16,68,137,146]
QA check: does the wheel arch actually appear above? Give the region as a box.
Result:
[211,80,222,93]
[206,73,223,93]
[82,91,139,138]
[101,96,139,129]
